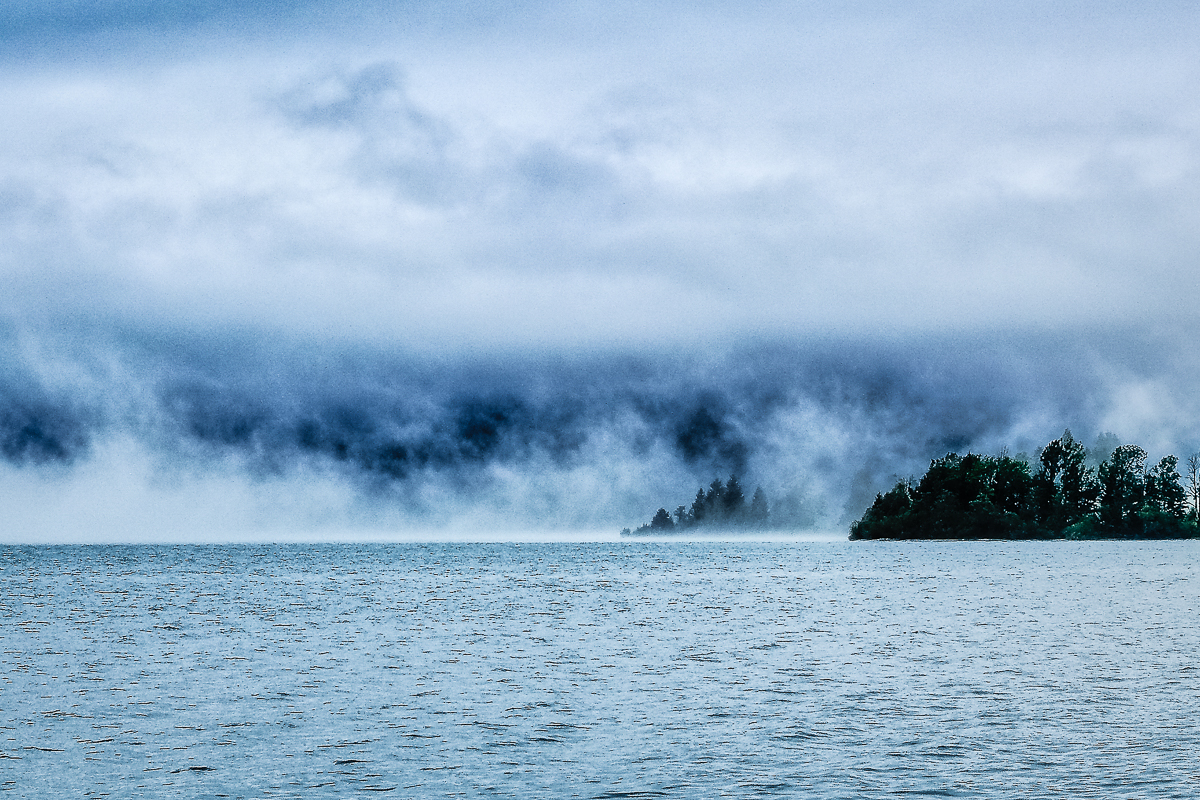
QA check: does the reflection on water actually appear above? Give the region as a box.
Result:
[2,541,1198,798]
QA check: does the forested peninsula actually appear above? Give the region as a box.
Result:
[850,431,1200,540]
[621,475,773,536]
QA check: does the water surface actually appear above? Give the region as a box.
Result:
[2,541,1198,798]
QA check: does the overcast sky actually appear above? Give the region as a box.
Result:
[3,1,1199,540]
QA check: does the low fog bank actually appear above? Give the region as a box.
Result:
[3,323,1198,542]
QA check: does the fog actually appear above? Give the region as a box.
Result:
[4,322,1198,541]
[2,1,1198,540]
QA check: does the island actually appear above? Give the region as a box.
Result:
[849,431,1199,540]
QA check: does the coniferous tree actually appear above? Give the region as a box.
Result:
[1035,431,1098,531]
[849,481,913,540]
[724,474,746,520]
[846,434,1198,541]
[1097,445,1147,536]
[905,452,1029,539]
[749,486,769,526]
[690,488,707,525]
[992,455,1035,519]
[1060,438,1100,522]
[1088,432,1121,467]
[705,478,726,522]
[1145,455,1187,516]
[1140,455,1189,537]
[650,508,675,530]
[628,477,780,534]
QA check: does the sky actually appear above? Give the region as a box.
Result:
[2,1,1199,541]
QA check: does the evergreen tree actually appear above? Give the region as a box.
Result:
[1035,430,1098,531]
[705,478,726,522]
[1140,456,1189,537]
[690,488,708,525]
[724,474,746,520]
[992,455,1035,518]
[673,505,691,528]
[1097,445,1147,536]
[906,452,1030,539]
[749,486,769,526]
[650,508,675,530]
[1060,437,1099,521]
[849,481,912,540]
[1137,453,1185,534]
[846,435,1198,541]
[1145,455,1187,517]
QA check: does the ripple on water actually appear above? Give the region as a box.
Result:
[1,540,1198,798]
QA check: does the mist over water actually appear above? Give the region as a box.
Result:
[5,323,1200,539]
[4,9,1198,799]
[3,2,1199,540]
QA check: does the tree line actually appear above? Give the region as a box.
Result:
[850,430,1200,540]
[622,474,771,535]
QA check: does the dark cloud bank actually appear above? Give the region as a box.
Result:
[5,321,1197,538]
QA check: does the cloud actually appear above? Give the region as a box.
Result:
[4,323,1200,541]
[2,2,1199,538]
[5,19,1200,343]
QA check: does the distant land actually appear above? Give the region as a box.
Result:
[623,431,1200,540]
[849,431,1199,540]
[621,475,781,536]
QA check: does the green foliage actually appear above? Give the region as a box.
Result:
[1034,431,1099,531]
[992,455,1036,517]
[849,481,912,540]
[849,434,1197,540]
[1097,444,1147,537]
[1063,516,1103,540]
[1137,506,1193,539]
[1145,456,1187,518]
[872,452,1039,540]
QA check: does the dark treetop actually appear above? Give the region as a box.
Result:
[849,431,1200,540]
[621,474,772,536]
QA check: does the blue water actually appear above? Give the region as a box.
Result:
[2,541,1198,798]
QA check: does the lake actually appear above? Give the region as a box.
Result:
[2,540,1198,798]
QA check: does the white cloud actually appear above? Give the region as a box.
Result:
[4,2,1200,538]
[4,2,1200,347]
